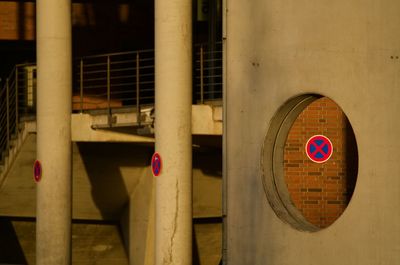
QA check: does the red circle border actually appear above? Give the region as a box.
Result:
[305,135,333,163]
[151,152,162,177]
[33,160,42,183]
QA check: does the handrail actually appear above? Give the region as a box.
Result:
[72,43,222,112]
[77,48,155,60]
[0,43,222,163]
[0,62,36,162]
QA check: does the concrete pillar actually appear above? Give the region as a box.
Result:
[36,0,72,264]
[155,0,192,264]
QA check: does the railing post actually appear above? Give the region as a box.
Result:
[107,56,111,126]
[6,78,9,150]
[136,51,140,125]
[80,59,83,113]
[200,45,204,104]
[15,67,19,135]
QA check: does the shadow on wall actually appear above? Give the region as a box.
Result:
[77,142,154,259]
[193,135,222,177]
[0,218,27,264]
[77,140,222,262]
[193,148,222,177]
[345,117,358,203]
[77,142,153,220]
[193,226,201,265]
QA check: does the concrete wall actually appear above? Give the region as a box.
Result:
[226,0,400,264]
[0,133,222,264]
[0,135,222,220]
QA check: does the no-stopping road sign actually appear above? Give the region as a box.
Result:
[151,152,162,177]
[305,135,333,163]
[33,160,42,182]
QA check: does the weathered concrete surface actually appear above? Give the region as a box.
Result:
[0,219,222,265]
[0,134,36,218]
[0,138,221,220]
[36,0,73,261]
[226,0,400,264]
[120,166,155,265]
[2,220,129,265]
[194,223,222,265]
[0,136,222,264]
[192,104,223,135]
[72,113,155,142]
[71,104,222,142]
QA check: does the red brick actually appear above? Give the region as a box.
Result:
[284,97,357,228]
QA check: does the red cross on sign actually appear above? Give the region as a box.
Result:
[33,160,42,183]
[151,152,162,177]
[305,135,333,163]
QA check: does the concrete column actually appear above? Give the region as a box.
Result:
[155,0,192,264]
[36,0,72,264]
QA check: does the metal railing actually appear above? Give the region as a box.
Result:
[73,43,222,114]
[0,43,222,161]
[73,49,155,119]
[194,42,223,103]
[0,63,36,161]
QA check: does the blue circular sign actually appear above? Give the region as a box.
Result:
[33,160,42,182]
[305,135,333,163]
[151,152,162,176]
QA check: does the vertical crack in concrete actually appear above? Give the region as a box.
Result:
[166,179,179,264]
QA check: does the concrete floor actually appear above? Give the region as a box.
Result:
[0,219,222,265]
[0,220,128,265]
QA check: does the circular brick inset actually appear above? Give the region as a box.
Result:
[261,95,358,231]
